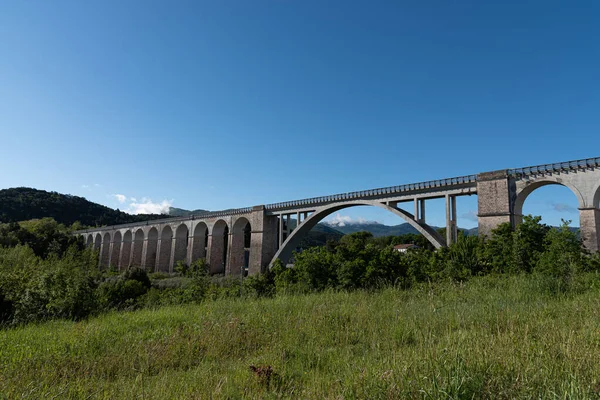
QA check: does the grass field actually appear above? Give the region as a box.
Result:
[2,274,600,399]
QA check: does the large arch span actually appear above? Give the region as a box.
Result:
[271,199,446,265]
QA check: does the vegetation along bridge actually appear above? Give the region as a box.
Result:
[76,156,600,275]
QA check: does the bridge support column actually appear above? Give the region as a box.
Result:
[477,170,516,238]
[580,208,600,253]
[446,194,457,245]
[247,206,278,276]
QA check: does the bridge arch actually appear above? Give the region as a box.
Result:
[173,224,188,265]
[94,233,102,251]
[145,228,159,271]
[209,220,229,274]
[121,230,133,269]
[593,184,600,209]
[111,231,122,270]
[271,200,445,266]
[190,222,208,264]
[86,234,93,247]
[132,229,144,267]
[158,226,173,272]
[101,232,111,268]
[230,217,251,276]
[514,178,585,225]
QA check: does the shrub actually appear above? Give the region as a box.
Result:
[96,279,147,310]
[122,267,151,289]
[536,220,585,293]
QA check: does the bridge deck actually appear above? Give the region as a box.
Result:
[75,156,600,234]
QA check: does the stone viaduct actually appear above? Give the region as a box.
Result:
[76,156,600,276]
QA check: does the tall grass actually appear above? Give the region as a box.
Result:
[2,273,600,399]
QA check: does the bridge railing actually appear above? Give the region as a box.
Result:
[508,157,600,178]
[264,174,478,212]
[76,207,255,233]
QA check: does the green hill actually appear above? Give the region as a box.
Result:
[0,187,166,227]
[168,207,210,217]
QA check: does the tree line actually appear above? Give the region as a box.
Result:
[0,215,598,327]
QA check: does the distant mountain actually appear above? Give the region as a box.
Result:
[168,207,210,217]
[326,221,421,237]
[324,221,480,237]
[0,187,167,227]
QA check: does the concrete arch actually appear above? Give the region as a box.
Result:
[158,226,173,272]
[173,224,189,266]
[101,232,111,269]
[94,233,102,251]
[209,220,229,274]
[86,235,93,247]
[145,228,159,271]
[230,217,251,276]
[111,231,122,270]
[593,184,600,209]
[514,179,584,225]
[271,200,446,266]
[132,229,144,267]
[121,230,133,270]
[190,222,208,264]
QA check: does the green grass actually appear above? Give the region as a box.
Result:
[3,274,600,399]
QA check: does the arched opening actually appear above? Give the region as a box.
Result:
[209,220,229,274]
[158,226,173,273]
[101,232,111,269]
[594,184,600,209]
[86,235,93,247]
[121,230,133,270]
[230,217,251,276]
[191,222,208,264]
[94,233,102,251]
[132,229,144,267]
[514,181,582,228]
[272,200,445,266]
[174,224,189,265]
[111,231,122,270]
[145,228,159,271]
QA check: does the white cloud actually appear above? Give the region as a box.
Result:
[113,194,127,204]
[325,213,378,227]
[126,198,173,215]
[81,184,90,189]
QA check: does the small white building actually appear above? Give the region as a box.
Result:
[393,244,419,253]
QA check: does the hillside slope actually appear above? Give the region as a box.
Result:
[0,187,166,227]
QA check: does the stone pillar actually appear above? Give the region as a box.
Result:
[140,237,148,269]
[580,208,600,253]
[205,234,214,268]
[169,236,178,272]
[186,233,194,266]
[248,205,279,276]
[477,170,516,238]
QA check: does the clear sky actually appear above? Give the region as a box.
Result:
[1,1,599,229]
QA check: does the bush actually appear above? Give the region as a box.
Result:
[97,279,147,310]
[123,267,151,289]
[536,221,586,293]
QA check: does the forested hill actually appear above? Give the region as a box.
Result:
[0,187,167,227]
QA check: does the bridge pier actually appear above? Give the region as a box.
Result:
[580,208,600,253]
[246,206,278,276]
[477,170,516,238]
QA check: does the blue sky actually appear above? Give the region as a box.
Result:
[1,1,598,228]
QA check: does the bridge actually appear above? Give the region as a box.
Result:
[76,156,600,275]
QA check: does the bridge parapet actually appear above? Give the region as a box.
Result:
[264,174,478,212]
[508,157,600,179]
